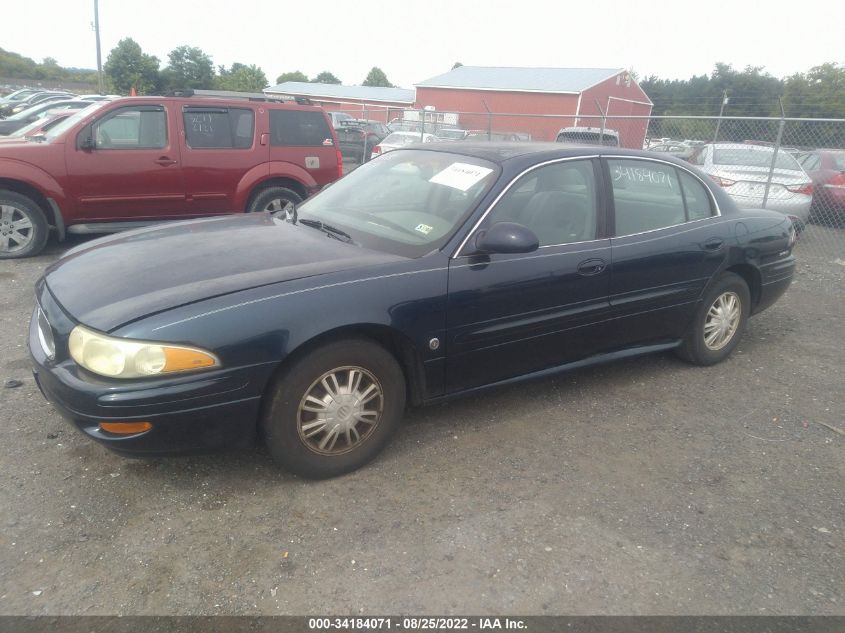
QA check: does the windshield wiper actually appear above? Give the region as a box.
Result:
[298,218,355,243]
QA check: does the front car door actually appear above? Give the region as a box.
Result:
[66,103,186,220]
[604,157,726,347]
[446,158,612,392]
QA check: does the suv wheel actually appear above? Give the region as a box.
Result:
[0,191,49,259]
[248,187,303,217]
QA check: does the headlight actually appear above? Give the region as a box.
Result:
[68,325,220,379]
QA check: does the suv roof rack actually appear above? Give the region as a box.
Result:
[164,89,313,105]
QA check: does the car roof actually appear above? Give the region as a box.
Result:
[416,142,685,165]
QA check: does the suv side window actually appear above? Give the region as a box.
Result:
[609,159,685,235]
[92,106,167,149]
[183,107,254,149]
[270,110,333,146]
[486,159,598,246]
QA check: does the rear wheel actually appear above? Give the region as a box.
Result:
[0,190,49,259]
[261,339,406,478]
[677,272,750,366]
[247,186,302,218]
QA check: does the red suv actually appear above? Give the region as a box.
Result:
[0,94,342,258]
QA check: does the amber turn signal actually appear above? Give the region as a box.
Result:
[98,421,153,435]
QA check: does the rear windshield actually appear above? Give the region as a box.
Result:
[270,109,333,146]
[382,133,419,146]
[714,147,802,170]
[831,153,845,170]
[557,131,618,146]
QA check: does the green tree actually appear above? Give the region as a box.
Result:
[312,71,341,84]
[104,38,160,95]
[217,63,268,92]
[275,70,308,84]
[161,45,215,90]
[452,62,463,70]
[362,67,392,87]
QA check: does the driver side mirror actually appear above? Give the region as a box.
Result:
[473,222,539,254]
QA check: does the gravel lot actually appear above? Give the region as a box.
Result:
[1,228,843,615]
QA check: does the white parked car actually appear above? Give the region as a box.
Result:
[371,131,436,156]
[690,143,814,227]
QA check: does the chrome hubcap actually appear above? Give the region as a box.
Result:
[297,366,383,456]
[0,205,34,252]
[264,198,295,218]
[703,291,741,351]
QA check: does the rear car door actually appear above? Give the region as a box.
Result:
[605,157,725,346]
[269,108,339,190]
[446,158,612,392]
[66,103,187,220]
[179,104,263,214]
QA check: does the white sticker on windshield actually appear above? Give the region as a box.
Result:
[429,162,494,191]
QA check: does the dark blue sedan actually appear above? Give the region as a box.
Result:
[29,144,796,478]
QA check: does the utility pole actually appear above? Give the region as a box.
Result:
[713,90,728,143]
[94,0,104,94]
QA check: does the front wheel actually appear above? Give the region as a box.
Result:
[677,272,750,366]
[261,339,406,478]
[0,190,49,259]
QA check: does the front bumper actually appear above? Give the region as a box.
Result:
[28,301,274,456]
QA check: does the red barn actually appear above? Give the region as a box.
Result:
[414,66,652,147]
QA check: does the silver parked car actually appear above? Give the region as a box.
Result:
[690,143,813,226]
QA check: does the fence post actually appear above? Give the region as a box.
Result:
[595,99,607,143]
[482,100,492,140]
[762,100,786,209]
[713,90,729,143]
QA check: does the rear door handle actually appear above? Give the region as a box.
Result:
[703,238,725,251]
[577,258,606,276]
[154,156,178,166]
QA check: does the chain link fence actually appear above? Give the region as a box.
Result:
[345,107,844,260]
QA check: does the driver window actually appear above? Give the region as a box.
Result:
[486,160,598,246]
[93,107,167,149]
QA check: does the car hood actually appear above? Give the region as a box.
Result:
[44,213,405,332]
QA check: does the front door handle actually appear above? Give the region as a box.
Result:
[154,156,178,166]
[577,258,606,276]
[703,237,725,251]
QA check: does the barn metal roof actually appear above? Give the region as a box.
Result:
[416,66,625,94]
[265,82,416,104]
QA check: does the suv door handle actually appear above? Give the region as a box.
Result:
[577,258,606,276]
[154,157,178,166]
[703,238,724,251]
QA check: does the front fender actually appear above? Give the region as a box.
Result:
[0,157,67,205]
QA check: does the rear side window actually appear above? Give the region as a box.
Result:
[609,159,713,235]
[270,110,333,146]
[184,107,254,149]
[679,171,714,221]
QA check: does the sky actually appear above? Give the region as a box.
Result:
[2,0,841,89]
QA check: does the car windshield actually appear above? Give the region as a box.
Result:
[9,114,55,137]
[295,149,499,258]
[42,102,108,142]
[437,129,465,140]
[713,147,802,171]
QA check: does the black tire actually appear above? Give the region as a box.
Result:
[677,272,750,366]
[261,339,406,479]
[247,186,302,215]
[0,190,49,259]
